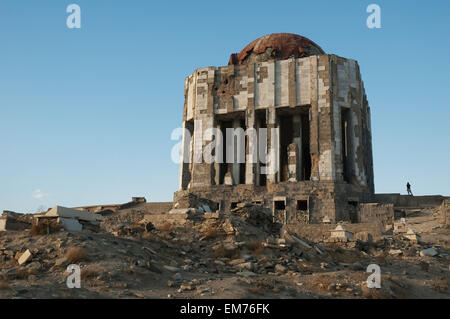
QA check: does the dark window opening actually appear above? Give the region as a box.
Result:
[348,200,358,207]
[230,202,239,209]
[218,120,232,185]
[274,200,286,210]
[348,200,359,223]
[279,115,293,182]
[256,111,267,186]
[297,200,308,211]
[301,113,311,181]
[239,119,246,185]
[181,120,194,190]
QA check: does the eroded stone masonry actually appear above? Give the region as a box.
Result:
[174,33,381,225]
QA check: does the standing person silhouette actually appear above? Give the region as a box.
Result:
[406,182,413,196]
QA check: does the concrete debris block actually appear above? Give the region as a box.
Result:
[59,218,83,232]
[236,271,256,277]
[18,249,32,265]
[163,265,181,273]
[142,246,157,255]
[204,212,219,219]
[283,232,312,249]
[168,208,191,215]
[235,262,255,271]
[44,206,104,222]
[389,249,403,256]
[221,220,235,234]
[222,242,237,251]
[229,258,246,266]
[394,222,407,234]
[403,229,420,242]
[314,245,324,255]
[173,193,218,211]
[179,284,193,292]
[214,260,225,266]
[420,248,438,257]
[274,264,287,273]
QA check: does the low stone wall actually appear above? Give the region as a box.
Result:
[0,216,30,231]
[373,194,448,208]
[285,223,384,243]
[143,202,174,214]
[175,181,371,225]
[359,203,394,226]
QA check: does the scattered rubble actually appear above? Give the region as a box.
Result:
[0,197,448,299]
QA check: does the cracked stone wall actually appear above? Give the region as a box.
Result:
[177,54,374,224]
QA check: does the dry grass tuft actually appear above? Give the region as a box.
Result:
[248,286,262,295]
[158,222,174,232]
[247,241,264,255]
[202,226,220,239]
[31,220,62,236]
[0,281,9,290]
[314,274,335,291]
[81,267,100,280]
[65,246,86,264]
[361,287,384,299]
[213,245,240,259]
[431,278,449,293]
[12,269,30,280]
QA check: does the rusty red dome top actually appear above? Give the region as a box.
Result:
[228,33,325,65]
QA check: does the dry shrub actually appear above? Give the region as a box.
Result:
[65,246,86,264]
[158,222,174,232]
[431,278,449,293]
[31,220,62,236]
[141,232,156,241]
[0,281,9,290]
[81,267,100,280]
[361,287,384,299]
[13,268,30,280]
[248,287,262,295]
[202,226,220,239]
[247,241,264,255]
[213,245,240,259]
[314,274,335,291]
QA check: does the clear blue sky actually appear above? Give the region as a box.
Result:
[0,0,449,213]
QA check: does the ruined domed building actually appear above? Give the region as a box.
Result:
[175,33,376,224]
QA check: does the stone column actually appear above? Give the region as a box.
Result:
[292,114,303,181]
[287,143,298,182]
[266,107,279,184]
[214,121,223,186]
[232,118,241,185]
[245,109,256,185]
[179,121,193,190]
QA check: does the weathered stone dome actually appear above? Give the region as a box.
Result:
[228,33,325,65]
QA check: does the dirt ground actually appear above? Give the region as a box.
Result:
[0,204,448,299]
